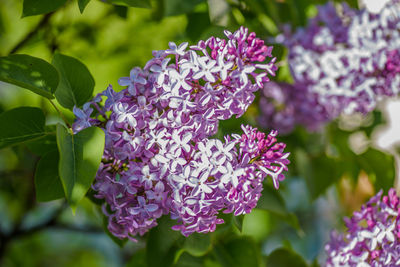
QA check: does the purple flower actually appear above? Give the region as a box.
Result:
[325,188,400,266]
[73,27,288,241]
[259,1,400,134]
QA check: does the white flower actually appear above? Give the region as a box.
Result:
[165,42,188,56]
[114,102,138,127]
[193,56,220,82]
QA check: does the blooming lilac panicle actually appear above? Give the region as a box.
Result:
[72,27,289,240]
[325,188,400,266]
[259,0,400,134]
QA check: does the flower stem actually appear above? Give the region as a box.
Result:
[48,99,72,129]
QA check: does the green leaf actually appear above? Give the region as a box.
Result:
[257,185,301,231]
[257,185,286,216]
[114,5,128,18]
[52,53,95,110]
[311,258,321,267]
[174,252,204,267]
[34,150,65,202]
[296,149,341,199]
[214,237,261,267]
[104,0,152,8]
[56,124,105,211]
[164,0,204,16]
[266,248,307,267]
[0,54,59,98]
[233,214,244,232]
[183,233,211,257]
[22,0,67,17]
[358,148,395,192]
[78,0,91,13]
[26,129,57,156]
[0,107,46,148]
[146,217,184,267]
[186,12,211,41]
[126,249,146,267]
[242,209,270,242]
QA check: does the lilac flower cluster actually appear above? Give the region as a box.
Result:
[325,189,400,266]
[73,27,289,240]
[259,1,400,134]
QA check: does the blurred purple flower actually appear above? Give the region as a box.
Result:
[259,1,400,134]
[325,188,400,266]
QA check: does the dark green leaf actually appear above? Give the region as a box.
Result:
[52,53,95,110]
[174,252,203,267]
[257,185,301,231]
[114,5,128,18]
[126,249,146,267]
[34,150,64,202]
[257,185,286,216]
[0,54,59,98]
[26,131,57,156]
[183,233,211,257]
[214,237,261,267]
[146,217,184,267]
[0,107,46,148]
[164,0,205,16]
[358,148,395,192]
[296,149,340,199]
[186,12,211,41]
[233,214,244,232]
[78,0,91,13]
[105,0,151,8]
[22,0,67,17]
[56,124,105,211]
[311,258,321,267]
[266,248,307,267]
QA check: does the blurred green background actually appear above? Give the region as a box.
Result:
[1,0,396,266]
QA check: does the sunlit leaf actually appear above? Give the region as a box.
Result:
[56,124,105,211]
[0,54,59,98]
